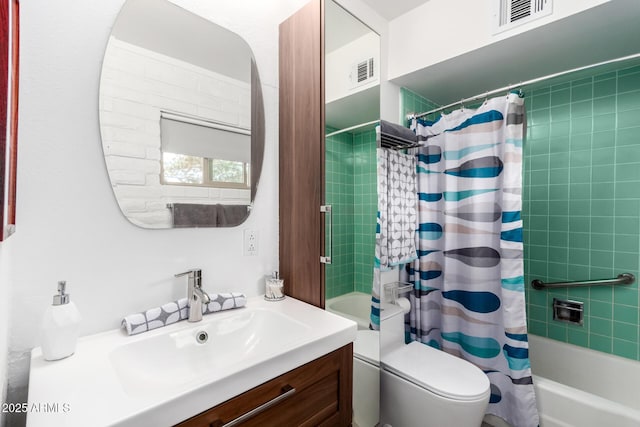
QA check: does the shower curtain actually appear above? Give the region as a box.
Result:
[370,148,418,330]
[407,92,538,427]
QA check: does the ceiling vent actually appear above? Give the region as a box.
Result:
[349,57,376,90]
[493,0,552,34]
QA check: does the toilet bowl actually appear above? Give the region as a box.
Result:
[353,330,380,427]
[381,341,491,426]
[379,303,491,427]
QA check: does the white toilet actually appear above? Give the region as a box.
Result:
[377,302,491,427]
[353,329,380,427]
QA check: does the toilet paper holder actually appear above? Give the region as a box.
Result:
[383,281,413,304]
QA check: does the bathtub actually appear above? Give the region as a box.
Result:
[326,292,371,330]
[527,334,640,427]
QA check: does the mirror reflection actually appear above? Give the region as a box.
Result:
[322,2,380,427]
[324,0,380,305]
[99,0,264,228]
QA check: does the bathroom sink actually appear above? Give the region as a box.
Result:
[27,296,356,427]
[109,308,311,397]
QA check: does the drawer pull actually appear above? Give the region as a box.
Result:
[213,385,296,427]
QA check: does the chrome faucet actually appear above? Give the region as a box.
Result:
[175,269,210,322]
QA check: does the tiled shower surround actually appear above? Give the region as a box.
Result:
[400,87,440,125]
[402,69,640,361]
[325,127,377,299]
[524,64,640,361]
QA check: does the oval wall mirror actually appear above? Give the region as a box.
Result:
[98,0,264,228]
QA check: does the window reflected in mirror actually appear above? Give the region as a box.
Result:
[159,113,251,189]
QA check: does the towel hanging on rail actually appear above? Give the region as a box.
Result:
[169,203,249,227]
[376,147,418,268]
[377,119,419,149]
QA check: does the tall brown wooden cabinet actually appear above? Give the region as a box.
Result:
[279,0,326,308]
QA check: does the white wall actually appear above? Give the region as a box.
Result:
[332,0,400,124]
[4,0,309,413]
[101,38,251,228]
[387,0,609,81]
[0,241,9,427]
[325,32,380,104]
[3,2,388,424]
[1,0,16,421]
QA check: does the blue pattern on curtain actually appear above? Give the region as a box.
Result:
[407,93,538,427]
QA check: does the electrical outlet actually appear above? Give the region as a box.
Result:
[244,229,258,256]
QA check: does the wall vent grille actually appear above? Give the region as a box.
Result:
[494,0,552,34]
[350,57,376,89]
[357,60,368,83]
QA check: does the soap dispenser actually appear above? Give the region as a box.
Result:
[41,281,81,361]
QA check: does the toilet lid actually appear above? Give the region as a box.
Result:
[354,330,380,366]
[381,341,490,401]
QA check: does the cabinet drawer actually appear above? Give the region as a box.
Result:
[176,344,353,427]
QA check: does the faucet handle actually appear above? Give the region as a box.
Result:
[174,269,202,287]
[173,268,202,277]
[174,269,202,278]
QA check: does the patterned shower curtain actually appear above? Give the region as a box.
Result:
[407,92,538,427]
[370,148,418,330]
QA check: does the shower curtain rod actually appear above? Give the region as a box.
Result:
[408,52,640,121]
[325,119,380,138]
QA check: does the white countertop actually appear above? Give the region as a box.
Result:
[27,296,357,427]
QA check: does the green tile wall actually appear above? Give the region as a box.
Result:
[400,87,440,126]
[325,128,355,299]
[353,129,378,293]
[524,64,640,361]
[325,127,378,299]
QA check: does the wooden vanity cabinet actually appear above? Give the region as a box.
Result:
[175,344,353,427]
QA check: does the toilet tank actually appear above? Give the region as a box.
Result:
[380,303,405,354]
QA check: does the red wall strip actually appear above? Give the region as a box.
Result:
[0,0,9,236]
[8,0,18,227]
